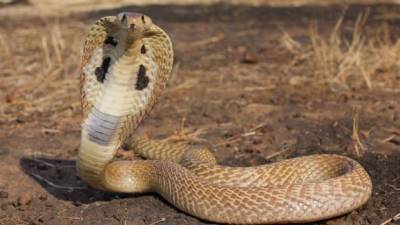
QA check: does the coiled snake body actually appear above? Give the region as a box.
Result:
[77,12,372,224]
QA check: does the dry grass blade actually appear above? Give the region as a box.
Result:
[0,18,83,124]
[41,35,52,71]
[179,32,224,49]
[150,218,166,225]
[380,212,400,225]
[165,117,207,143]
[281,9,400,90]
[281,31,303,54]
[352,105,365,157]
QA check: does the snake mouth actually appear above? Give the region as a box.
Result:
[130,23,135,32]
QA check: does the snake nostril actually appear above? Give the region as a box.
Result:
[130,24,135,31]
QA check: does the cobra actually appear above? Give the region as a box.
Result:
[77,12,372,224]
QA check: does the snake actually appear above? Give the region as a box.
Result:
[77,12,373,224]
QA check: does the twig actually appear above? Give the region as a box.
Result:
[352,105,365,156]
[166,79,198,93]
[265,148,292,160]
[213,123,264,148]
[166,117,207,143]
[41,128,62,134]
[213,131,257,147]
[383,127,400,136]
[386,184,400,191]
[169,60,180,84]
[184,32,224,49]
[380,135,396,144]
[150,218,166,225]
[213,138,241,147]
[41,35,52,71]
[63,216,83,220]
[380,212,400,225]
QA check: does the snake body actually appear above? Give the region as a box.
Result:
[77,12,372,224]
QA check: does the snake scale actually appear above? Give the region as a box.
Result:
[77,12,372,224]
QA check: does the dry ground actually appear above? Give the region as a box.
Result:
[0,3,400,225]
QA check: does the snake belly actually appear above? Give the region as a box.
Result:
[77,12,372,224]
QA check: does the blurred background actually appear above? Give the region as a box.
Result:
[0,1,399,225]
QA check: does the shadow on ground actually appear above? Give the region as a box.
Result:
[19,157,124,204]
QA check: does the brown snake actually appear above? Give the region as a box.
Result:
[77,12,372,224]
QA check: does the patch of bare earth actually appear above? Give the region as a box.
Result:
[0,3,399,225]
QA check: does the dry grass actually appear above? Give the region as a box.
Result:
[352,105,365,157]
[281,10,400,90]
[1,9,399,126]
[0,18,86,124]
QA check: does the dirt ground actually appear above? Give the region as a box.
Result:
[0,2,400,225]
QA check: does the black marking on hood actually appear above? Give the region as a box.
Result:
[141,44,146,54]
[95,57,111,83]
[136,64,149,90]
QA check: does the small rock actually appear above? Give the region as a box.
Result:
[15,117,25,123]
[68,148,79,155]
[104,209,113,218]
[241,52,258,64]
[30,220,40,225]
[1,202,11,210]
[39,193,47,201]
[242,103,276,117]
[18,192,32,206]
[72,201,82,207]
[289,76,308,86]
[237,46,247,53]
[248,155,269,166]
[5,94,15,103]
[0,190,8,198]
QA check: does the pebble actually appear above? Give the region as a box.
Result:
[18,192,32,206]
[241,51,258,64]
[1,202,11,210]
[0,190,8,198]
[39,193,47,201]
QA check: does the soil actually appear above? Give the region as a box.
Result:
[0,3,400,225]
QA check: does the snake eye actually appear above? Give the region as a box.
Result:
[141,15,145,23]
[118,13,126,23]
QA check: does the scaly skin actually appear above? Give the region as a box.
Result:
[77,12,372,224]
[78,13,173,188]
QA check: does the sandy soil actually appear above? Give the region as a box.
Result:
[0,3,399,225]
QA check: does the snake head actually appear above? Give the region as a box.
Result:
[116,12,153,35]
